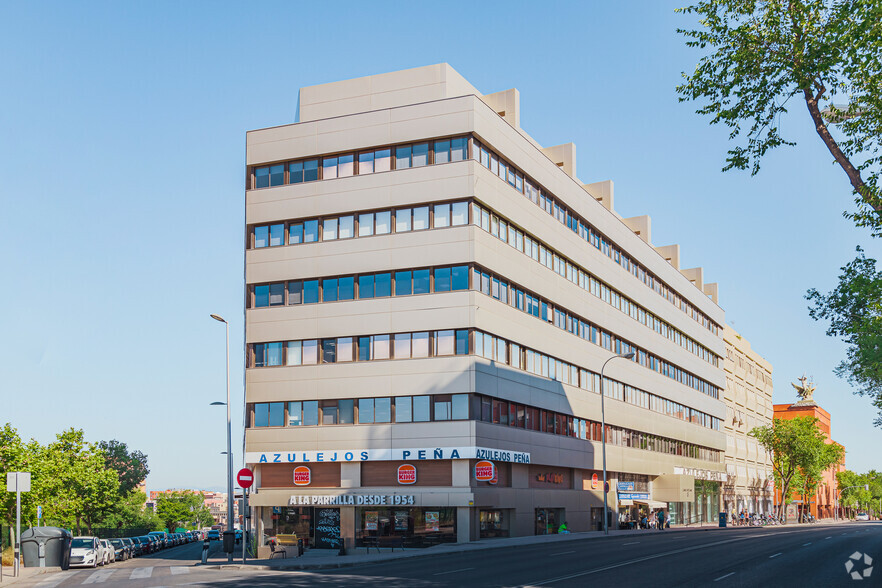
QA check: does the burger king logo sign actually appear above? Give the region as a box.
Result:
[293,466,311,486]
[397,464,417,485]
[474,460,496,482]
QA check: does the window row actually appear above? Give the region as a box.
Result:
[472,395,721,462]
[250,393,469,427]
[471,202,720,375]
[251,137,468,189]
[250,330,470,367]
[248,393,720,463]
[472,137,720,335]
[249,265,469,308]
[471,266,719,399]
[249,328,719,431]
[473,331,720,430]
[251,201,469,249]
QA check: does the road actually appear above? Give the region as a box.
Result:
[11,522,880,587]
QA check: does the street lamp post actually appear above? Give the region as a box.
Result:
[836,484,869,522]
[210,313,233,563]
[600,351,635,535]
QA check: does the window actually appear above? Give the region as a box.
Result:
[359,274,375,298]
[304,220,319,242]
[289,223,304,244]
[322,401,338,425]
[323,157,338,179]
[288,401,302,426]
[358,336,371,361]
[269,283,284,306]
[412,143,428,167]
[338,276,354,300]
[434,395,452,420]
[358,151,374,174]
[373,334,390,360]
[254,226,269,248]
[338,216,354,239]
[322,339,336,363]
[394,333,411,358]
[255,167,270,189]
[374,149,391,172]
[286,341,302,366]
[395,396,412,422]
[455,329,469,355]
[375,273,391,297]
[452,394,468,419]
[339,399,354,424]
[451,201,468,225]
[434,140,450,164]
[254,342,283,367]
[395,208,412,232]
[452,265,469,290]
[395,271,412,296]
[435,267,451,292]
[412,332,429,358]
[358,213,374,237]
[396,145,412,169]
[413,269,430,294]
[302,340,318,364]
[303,401,319,426]
[375,397,391,422]
[359,398,374,423]
[376,211,391,234]
[413,395,430,421]
[434,204,450,227]
[254,285,269,307]
[451,137,467,161]
[337,154,354,177]
[288,161,303,184]
[303,280,319,304]
[323,278,338,302]
[303,159,319,182]
[413,206,429,230]
[323,218,338,240]
[434,330,454,356]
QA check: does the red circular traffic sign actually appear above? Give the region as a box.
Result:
[236,467,254,489]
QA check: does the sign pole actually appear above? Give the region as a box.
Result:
[242,489,247,564]
[14,477,20,577]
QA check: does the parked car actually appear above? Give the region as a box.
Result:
[208,529,220,541]
[148,531,168,549]
[70,537,101,568]
[97,539,113,565]
[856,512,870,521]
[109,538,129,561]
[122,538,136,557]
[136,535,154,554]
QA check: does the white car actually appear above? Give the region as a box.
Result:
[70,537,101,568]
[99,539,115,564]
[856,512,870,521]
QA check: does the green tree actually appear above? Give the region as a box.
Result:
[677,0,882,232]
[97,490,163,531]
[806,248,882,426]
[750,416,829,518]
[98,440,149,496]
[836,470,871,515]
[0,424,41,527]
[155,491,206,532]
[799,441,845,518]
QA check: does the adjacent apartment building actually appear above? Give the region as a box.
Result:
[721,326,774,516]
[244,64,728,549]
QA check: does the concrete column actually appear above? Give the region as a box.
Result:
[341,462,361,488]
[457,507,473,544]
[340,506,356,551]
[452,460,470,487]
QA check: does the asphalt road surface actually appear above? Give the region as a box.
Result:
[12,522,880,587]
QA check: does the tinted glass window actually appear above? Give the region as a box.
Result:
[303,280,319,304]
[322,339,336,363]
[359,398,374,423]
[412,143,428,167]
[289,223,303,244]
[254,403,269,427]
[269,402,284,426]
[395,271,412,296]
[338,276,354,300]
[254,285,269,307]
[396,145,411,169]
[269,224,284,246]
[413,269,430,294]
[303,159,319,182]
[375,149,391,172]
[375,397,391,422]
[451,137,467,161]
[255,167,270,189]
[254,226,269,248]
[322,278,338,302]
[358,151,374,174]
[288,402,302,425]
[413,396,430,422]
[452,395,469,420]
[289,161,303,184]
[304,220,319,242]
[303,401,319,426]
[434,140,450,164]
[339,399,355,424]
[359,274,374,298]
[452,265,469,290]
[269,283,284,306]
[288,281,302,304]
[395,397,412,422]
[455,330,469,355]
[358,336,371,361]
[375,273,391,297]
[376,211,391,234]
[434,267,451,292]
[413,206,429,230]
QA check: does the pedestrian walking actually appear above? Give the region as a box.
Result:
[657,509,665,530]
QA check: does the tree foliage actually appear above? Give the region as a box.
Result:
[155,491,212,532]
[806,247,882,426]
[677,0,882,234]
[98,439,150,496]
[750,416,841,517]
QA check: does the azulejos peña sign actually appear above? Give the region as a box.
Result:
[247,446,531,465]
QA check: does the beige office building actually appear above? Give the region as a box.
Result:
[244,64,727,549]
[722,326,774,516]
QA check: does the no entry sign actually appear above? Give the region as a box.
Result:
[236,467,254,489]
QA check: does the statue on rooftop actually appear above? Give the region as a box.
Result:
[791,374,816,403]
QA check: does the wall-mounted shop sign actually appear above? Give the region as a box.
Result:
[397,464,416,485]
[288,494,415,506]
[617,481,634,491]
[619,492,650,500]
[673,467,726,482]
[474,460,496,482]
[293,466,311,486]
[247,446,530,464]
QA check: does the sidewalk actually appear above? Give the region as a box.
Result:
[204,523,740,572]
[0,564,63,585]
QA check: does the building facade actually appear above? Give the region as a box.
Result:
[772,400,845,519]
[244,64,728,549]
[721,326,774,516]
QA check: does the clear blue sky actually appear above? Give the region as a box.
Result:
[1,1,877,492]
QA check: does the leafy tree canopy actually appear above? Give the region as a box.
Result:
[677,0,882,234]
[99,439,150,496]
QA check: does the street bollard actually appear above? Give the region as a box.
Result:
[201,538,209,564]
[297,538,303,557]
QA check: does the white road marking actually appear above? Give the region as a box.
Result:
[130,567,154,579]
[82,569,114,584]
[170,566,190,575]
[825,536,832,540]
[769,552,782,558]
[623,541,640,545]
[714,572,735,582]
[550,550,576,556]
[803,542,811,546]
[433,567,475,576]
[37,573,78,587]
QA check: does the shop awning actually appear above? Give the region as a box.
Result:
[619,500,634,506]
[634,499,668,509]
